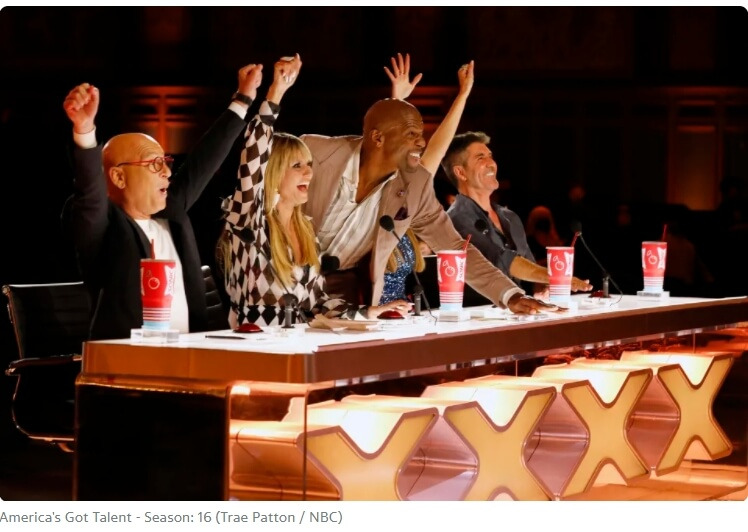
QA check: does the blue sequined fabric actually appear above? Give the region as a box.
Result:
[380,237,415,304]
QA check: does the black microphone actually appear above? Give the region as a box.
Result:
[571,226,621,298]
[231,225,307,329]
[379,215,396,233]
[320,254,340,275]
[236,227,256,245]
[412,284,423,316]
[379,215,430,317]
[279,293,300,329]
[474,219,489,235]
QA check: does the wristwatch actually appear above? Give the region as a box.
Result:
[231,92,252,106]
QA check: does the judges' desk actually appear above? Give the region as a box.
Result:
[74,296,748,500]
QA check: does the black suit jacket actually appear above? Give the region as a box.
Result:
[70,109,246,340]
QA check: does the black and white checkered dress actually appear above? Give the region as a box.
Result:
[222,101,364,326]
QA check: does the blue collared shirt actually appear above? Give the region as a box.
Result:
[447,194,536,282]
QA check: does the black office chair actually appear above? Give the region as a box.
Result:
[202,265,229,330]
[3,282,90,451]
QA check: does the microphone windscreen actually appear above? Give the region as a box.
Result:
[570,221,583,234]
[237,227,256,244]
[280,293,298,308]
[474,219,488,233]
[321,255,340,274]
[379,215,395,232]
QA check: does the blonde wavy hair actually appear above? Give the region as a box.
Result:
[385,228,425,273]
[264,133,320,286]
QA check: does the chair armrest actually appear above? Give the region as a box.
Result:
[5,354,82,376]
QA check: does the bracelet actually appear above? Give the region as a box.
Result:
[231,92,253,106]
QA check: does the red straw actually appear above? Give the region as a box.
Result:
[462,234,472,252]
[570,232,579,247]
[150,239,156,259]
[661,224,667,241]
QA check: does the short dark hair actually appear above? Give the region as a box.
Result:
[441,131,491,188]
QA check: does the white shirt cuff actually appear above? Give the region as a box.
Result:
[228,101,248,119]
[500,286,525,308]
[73,128,97,149]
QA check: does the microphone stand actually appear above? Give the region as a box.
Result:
[575,232,622,298]
[279,294,299,329]
[412,285,423,316]
[379,216,434,321]
[408,265,434,321]
[259,251,310,329]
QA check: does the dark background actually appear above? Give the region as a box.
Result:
[1,6,747,451]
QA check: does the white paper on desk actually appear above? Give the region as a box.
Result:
[310,315,380,331]
[470,307,550,321]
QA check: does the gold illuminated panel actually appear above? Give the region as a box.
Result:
[340,395,479,500]
[230,420,340,501]
[299,401,438,500]
[569,359,681,475]
[620,351,734,465]
[423,378,560,500]
[529,365,651,496]
[461,375,596,499]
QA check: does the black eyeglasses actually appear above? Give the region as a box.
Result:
[116,155,174,173]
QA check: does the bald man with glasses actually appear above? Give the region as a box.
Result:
[63,63,263,340]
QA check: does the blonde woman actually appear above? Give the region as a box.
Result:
[221,55,409,327]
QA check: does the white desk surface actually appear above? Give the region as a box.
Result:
[81,295,748,384]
